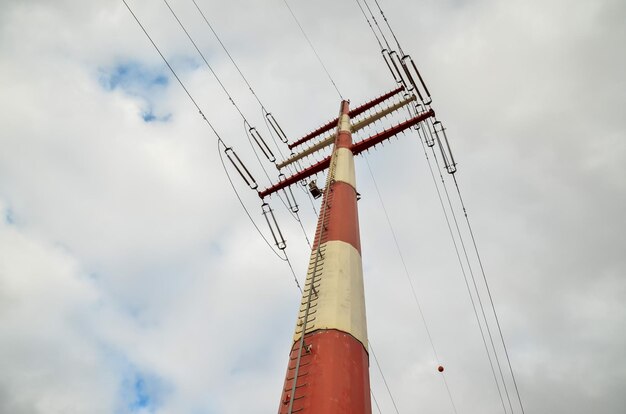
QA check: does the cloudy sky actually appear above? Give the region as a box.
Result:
[1,0,625,413]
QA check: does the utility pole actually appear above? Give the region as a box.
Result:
[258,88,435,413]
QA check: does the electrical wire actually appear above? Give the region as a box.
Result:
[160,0,315,252]
[191,0,293,164]
[415,129,509,414]
[369,340,401,414]
[452,174,526,414]
[429,146,514,414]
[354,0,384,50]
[190,0,264,111]
[121,0,303,292]
[371,389,383,414]
[281,0,344,100]
[161,0,248,121]
[362,0,393,51]
[364,156,458,414]
[372,0,404,55]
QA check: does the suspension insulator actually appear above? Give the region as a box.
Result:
[279,173,300,213]
[261,202,287,250]
[403,92,417,119]
[381,49,402,85]
[389,50,412,92]
[266,112,289,144]
[433,121,457,174]
[401,55,432,105]
[224,146,258,190]
[412,102,426,131]
[249,127,276,163]
[419,117,436,147]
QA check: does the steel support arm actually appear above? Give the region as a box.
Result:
[288,86,405,150]
[258,156,331,199]
[351,109,435,156]
[259,109,435,199]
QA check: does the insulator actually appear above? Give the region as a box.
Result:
[412,102,425,131]
[401,55,432,105]
[381,49,402,85]
[433,121,457,174]
[279,173,299,213]
[224,146,258,190]
[423,118,436,147]
[266,112,289,144]
[389,50,413,92]
[261,202,287,250]
[249,127,276,163]
[400,59,424,103]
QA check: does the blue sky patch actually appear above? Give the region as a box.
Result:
[100,62,168,93]
[117,369,167,414]
[5,207,14,224]
[99,61,172,123]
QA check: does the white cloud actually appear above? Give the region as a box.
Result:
[1,0,625,413]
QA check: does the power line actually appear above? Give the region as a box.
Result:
[371,0,404,55]
[369,340,401,414]
[121,0,302,292]
[354,0,384,50]
[371,389,383,414]
[361,0,392,51]
[190,0,264,111]
[452,174,526,414]
[161,0,247,122]
[429,146,514,414]
[281,0,344,100]
[190,0,293,164]
[160,0,316,253]
[364,157,458,414]
[415,128,509,414]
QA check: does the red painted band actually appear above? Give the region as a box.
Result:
[313,180,361,254]
[336,131,352,149]
[279,329,371,414]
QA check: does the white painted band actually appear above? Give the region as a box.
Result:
[339,114,351,133]
[333,147,357,190]
[293,240,368,349]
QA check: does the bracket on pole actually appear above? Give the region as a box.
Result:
[258,108,435,199]
[288,86,405,150]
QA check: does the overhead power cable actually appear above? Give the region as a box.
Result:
[371,389,383,414]
[161,0,247,122]
[415,131,509,414]
[189,0,293,162]
[372,0,404,55]
[161,0,314,250]
[121,0,303,292]
[281,0,344,100]
[429,145,514,414]
[361,0,392,51]
[364,157,458,414]
[354,0,384,50]
[369,340,401,414]
[452,174,526,414]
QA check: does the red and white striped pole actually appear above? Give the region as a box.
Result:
[279,101,371,414]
